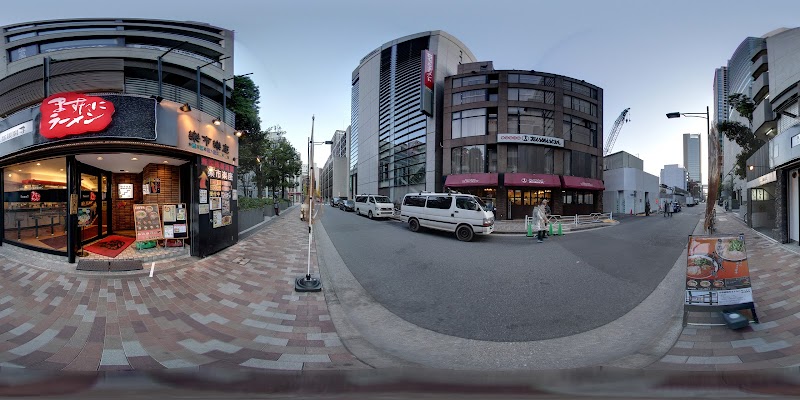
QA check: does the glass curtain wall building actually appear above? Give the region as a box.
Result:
[351,31,476,204]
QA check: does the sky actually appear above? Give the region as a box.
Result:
[1,0,798,182]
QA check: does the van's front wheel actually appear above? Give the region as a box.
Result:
[456,225,474,242]
[409,218,420,232]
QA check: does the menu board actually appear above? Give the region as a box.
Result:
[210,197,221,210]
[685,235,753,307]
[77,207,93,226]
[162,204,177,222]
[118,184,134,199]
[162,203,188,239]
[200,157,234,229]
[212,210,223,228]
[133,204,163,241]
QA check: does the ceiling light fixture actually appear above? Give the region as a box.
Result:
[36,163,41,166]
[235,130,243,137]
[97,156,104,160]
[180,103,192,112]
[60,168,64,171]
[17,169,22,172]
[131,157,138,161]
[212,118,221,126]
[163,160,169,163]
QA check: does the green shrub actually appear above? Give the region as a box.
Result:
[238,197,272,210]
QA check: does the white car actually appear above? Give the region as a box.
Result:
[400,192,494,242]
[354,194,395,219]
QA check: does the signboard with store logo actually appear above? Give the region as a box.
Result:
[0,93,157,159]
[177,117,239,166]
[194,155,238,258]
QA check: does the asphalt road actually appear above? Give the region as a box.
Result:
[321,204,704,342]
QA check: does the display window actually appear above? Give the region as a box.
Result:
[3,157,68,251]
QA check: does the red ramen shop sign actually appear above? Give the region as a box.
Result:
[39,93,115,139]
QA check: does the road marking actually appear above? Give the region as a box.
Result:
[149,262,155,277]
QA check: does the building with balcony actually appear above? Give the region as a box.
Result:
[602,151,658,215]
[442,62,604,219]
[350,31,477,203]
[0,18,240,263]
[714,66,728,181]
[759,27,800,244]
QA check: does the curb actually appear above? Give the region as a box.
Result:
[602,218,703,369]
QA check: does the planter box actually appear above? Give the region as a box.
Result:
[238,209,265,232]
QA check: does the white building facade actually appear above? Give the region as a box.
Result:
[660,164,687,190]
[603,152,659,215]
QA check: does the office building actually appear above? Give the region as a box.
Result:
[350,31,477,202]
[442,62,604,218]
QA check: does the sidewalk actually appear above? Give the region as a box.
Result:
[650,207,800,371]
[0,206,366,371]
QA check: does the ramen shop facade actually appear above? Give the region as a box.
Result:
[0,93,239,262]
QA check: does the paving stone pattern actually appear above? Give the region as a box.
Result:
[0,207,366,371]
[651,209,800,371]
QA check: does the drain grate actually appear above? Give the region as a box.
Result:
[77,259,144,272]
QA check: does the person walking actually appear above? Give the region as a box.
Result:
[663,201,669,218]
[532,199,548,243]
[669,201,675,217]
[645,201,651,216]
[274,196,280,216]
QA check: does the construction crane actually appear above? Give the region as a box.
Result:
[603,108,630,156]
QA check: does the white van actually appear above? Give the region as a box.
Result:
[354,194,395,219]
[400,192,494,241]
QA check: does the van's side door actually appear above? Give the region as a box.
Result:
[424,195,455,230]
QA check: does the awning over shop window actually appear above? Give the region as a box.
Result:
[444,173,498,187]
[561,176,605,190]
[504,173,561,188]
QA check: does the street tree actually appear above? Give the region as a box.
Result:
[229,75,266,197]
[728,93,755,127]
[717,121,765,180]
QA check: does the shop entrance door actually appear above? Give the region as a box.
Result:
[77,162,112,245]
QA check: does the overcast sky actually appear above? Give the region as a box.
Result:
[1,0,798,181]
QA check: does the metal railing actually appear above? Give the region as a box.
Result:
[524,212,615,230]
[124,77,235,125]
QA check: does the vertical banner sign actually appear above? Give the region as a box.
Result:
[686,235,753,307]
[420,49,435,116]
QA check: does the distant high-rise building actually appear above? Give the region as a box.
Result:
[713,67,729,124]
[683,133,701,186]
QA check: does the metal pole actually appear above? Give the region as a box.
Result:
[222,81,227,125]
[196,67,202,113]
[43,56,51,97]
[307,115,315,280]
[158,56,163,98]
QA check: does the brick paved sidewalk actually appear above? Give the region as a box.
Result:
[650,208,800,371]
[0,206,367,371]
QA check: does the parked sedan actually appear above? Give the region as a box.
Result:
[340,199,355,212]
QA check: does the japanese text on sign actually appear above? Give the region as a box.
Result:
[39,93,115,139]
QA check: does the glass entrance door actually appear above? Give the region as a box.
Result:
[77,163,111,245]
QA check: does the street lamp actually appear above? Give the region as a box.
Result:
[667,106,715,231]
[296,115,332,292]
